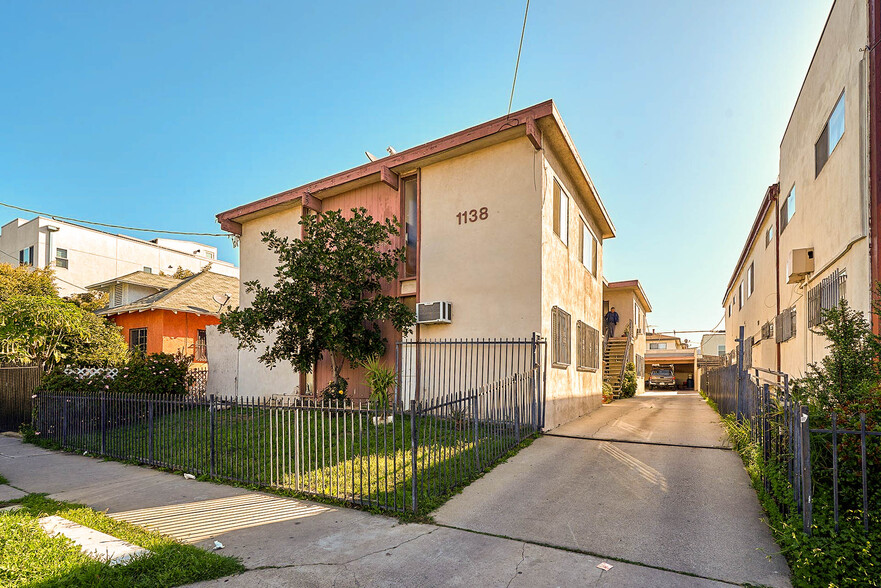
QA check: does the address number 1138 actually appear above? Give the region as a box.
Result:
[457,207,489,225]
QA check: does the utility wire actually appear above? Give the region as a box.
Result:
[0,200,228,237]
[507,0,530,115]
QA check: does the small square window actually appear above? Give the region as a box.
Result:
[130,328,148,354]
[55,248,68,269]
[143,267,153,274]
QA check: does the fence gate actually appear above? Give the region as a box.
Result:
[0,366,41,432]
[395,335,547,425]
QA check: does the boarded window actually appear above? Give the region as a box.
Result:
[576,320,599,371]
[775,307,797,343]
[552,306,571,368]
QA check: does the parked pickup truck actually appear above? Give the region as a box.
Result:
[649,365,675,390]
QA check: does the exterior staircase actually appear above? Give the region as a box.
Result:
[603,337,629,396]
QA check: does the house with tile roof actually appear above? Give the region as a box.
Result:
[90,271,239,365]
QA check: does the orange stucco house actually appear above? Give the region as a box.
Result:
[91,271,239,364]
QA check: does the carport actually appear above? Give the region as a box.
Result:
[646,350,698,390]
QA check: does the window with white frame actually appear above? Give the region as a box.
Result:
[781,186,795,232]
[815,91,845,176]
[553,180,569,246]
[649,342,668,350]
[580,218,597,276]
[747,262,754,297]
[55,248,68,269]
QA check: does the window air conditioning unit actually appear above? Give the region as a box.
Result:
[786,248,815,284]
[416,301,452,324]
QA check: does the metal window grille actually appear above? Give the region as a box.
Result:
[775,307,797,343]
[195,330,208,362]
[761,321,775,340]
[552,306,571,367]
[635,354,645,378]
[807,268,847,328]
[576,321,599,371]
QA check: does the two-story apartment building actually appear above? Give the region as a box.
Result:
[0,217,238,296]
[723,0,881,377]
[216,100,616,428]
[603,279,652,395]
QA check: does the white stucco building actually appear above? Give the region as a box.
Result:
[0,216,238,296]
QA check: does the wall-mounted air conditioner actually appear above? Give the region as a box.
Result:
[786,248,815,284]
[416,301,452,324]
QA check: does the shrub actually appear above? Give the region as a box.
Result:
[602,381,615,404]
[620,362,637,398]
[360,356,396,407]
[320,376,349,404]
[38,352,193,395]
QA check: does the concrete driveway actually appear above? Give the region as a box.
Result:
[434,392,792,587]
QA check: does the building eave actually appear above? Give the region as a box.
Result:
[722,183,780,305]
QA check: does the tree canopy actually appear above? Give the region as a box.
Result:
[219,207,415,388]
[0,264,57,301]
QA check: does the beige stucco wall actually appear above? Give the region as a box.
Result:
[235,206,301,397]
[541,145,605,428]
[724,0,870,378]
[603,287,647,394]
[418,137,542,339]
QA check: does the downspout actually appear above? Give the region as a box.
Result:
[869,0,881,334]
[770,184,781,373]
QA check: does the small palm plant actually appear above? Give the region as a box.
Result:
[360,356,396,408]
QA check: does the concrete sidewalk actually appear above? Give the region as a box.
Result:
[434,393,791,587]
[0,434,730,587]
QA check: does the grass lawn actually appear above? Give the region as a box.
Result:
[0,494,244,587]
[39,400,532,513]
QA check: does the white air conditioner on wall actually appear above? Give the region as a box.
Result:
[787,248,815,284]
[416,301,452,324]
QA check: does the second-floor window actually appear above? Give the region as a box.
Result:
[781,186,795,232]
[747,262,754,297]
[19,246,34,266]
[738,282,744,309]
[580,218,597,275]
[553,180,569,246]
[815,91,845,176]
[403,176,418,278]
[649,342,668,350]
[55,248,68,269]
[130,328,148,354]
[765,225,774,248]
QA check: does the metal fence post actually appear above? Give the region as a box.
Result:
[800,406,812,535]
[61,398,68,448]
[147,399,154,463]
[472,394,481,471]
[100,392,106,455]
[409,399,418,513]
[736,326,744,422]
[209,394,216,477]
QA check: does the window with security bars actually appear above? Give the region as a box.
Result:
[195,329,207,362]
[576,320,599,371]
[775,307,797,343]
[129,328,148,354]
[807,268,846,328]
[761,321,774,340]
[552,306,571,368]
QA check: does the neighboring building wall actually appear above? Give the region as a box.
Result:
[603,287,648,395]
[110,310,219,363]
[206,325,238,397]
[723,0,871,379]
[0,217,238,296]
[700,333,726,357]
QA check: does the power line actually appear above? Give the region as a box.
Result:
[0,200,228,237]
[507,0,530,115]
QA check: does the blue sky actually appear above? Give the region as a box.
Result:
[0,1,833,336]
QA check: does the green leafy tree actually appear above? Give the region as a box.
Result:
[64,290,109,313]
[0,263,57,301]
[219,207,416,388]
[0,295,127,370]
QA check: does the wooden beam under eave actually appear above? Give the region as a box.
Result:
[526,117,542,151]
[380,166,399,190]
[220,218,243,235]
[302,192,323,213]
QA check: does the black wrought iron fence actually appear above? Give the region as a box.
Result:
[33,366,543,513]
[0,365,41,432]
[701,326,880,536]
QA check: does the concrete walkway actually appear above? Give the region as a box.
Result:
[434,393,791,587]
[0,433,730,587]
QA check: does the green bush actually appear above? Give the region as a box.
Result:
[38,352,193,395]
[320,376,349,404]
[620,362,637,398]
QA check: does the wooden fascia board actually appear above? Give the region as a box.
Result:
[380,166,399,190]
[215,101,556,229]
